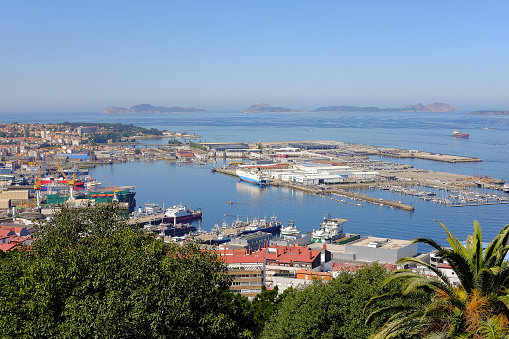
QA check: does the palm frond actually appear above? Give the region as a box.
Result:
[436,221,467,258]
[485,224,509,266]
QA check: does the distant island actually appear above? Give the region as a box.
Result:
[313,102,457,113]
[240,102,457,113]
[241,103,305,113]
[468,110,509,115]
[101,104,208,114]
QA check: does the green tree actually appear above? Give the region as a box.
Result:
[190,141,207,151]
[368,221,509,338]
[261,264,425,339]
[0,203,248,338]
[168,139,182,145]
[249,286,290,335]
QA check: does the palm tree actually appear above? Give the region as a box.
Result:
[367,221,509,338]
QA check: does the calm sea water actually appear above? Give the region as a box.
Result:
[2,111,508,245]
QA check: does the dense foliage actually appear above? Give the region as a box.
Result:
[190,141,207,151]
[0,203,247,338]
[168,139,183,145]
[260,264,429,339]
[6,203,489,338]
[61,122,163,143]
[369,221,509,338]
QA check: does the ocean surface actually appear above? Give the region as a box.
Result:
[2,111,508,246]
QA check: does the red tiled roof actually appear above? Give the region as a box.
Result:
[220,245,320,265]
[265,246,320,264]
[9,236,30,244]
[0,230,14,237]
[1,226,27,233]
[0,243,17,252]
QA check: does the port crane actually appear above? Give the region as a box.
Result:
[33,162,43,211]
[102,175,119,201]
[54,149,78,201]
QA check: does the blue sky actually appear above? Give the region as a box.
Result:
[1,1,508,112]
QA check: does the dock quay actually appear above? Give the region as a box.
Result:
[211,167,414,211]
[255,140,482,163]
[327,189,414,211]
[128,213,165,226]
[379,150,482,163]
[195,226,252,242]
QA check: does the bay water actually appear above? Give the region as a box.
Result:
[2,111,508,245]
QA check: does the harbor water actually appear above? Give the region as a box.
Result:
[2,111,508,245]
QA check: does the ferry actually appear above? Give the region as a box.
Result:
[236,168,270,185]
[453,130,469,138]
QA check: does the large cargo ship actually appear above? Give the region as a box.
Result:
[162,203,202,223]
[46,186,136,210]
[40,177,84,187]
[86,186,136,208]
[453,130,469,138]
[236,168,270,185]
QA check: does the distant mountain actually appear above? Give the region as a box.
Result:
[313,102,458,113]
[468,110,509,115]
[241,103,305,113]
[101,104,208,114]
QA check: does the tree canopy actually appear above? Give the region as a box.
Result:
[0,203,247,338]
[368,220,509,339]
[261,264,428,339]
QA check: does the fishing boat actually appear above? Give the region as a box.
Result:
[158,222,197,237]
[453,130,469,138]
[311,214,348,244]
[280,219,302,239]
[239,215,282,235]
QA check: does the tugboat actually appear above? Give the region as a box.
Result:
[453,130,469,138]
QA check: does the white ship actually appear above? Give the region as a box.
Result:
[236,168,270,185]
[311,214,348,244]
[280,219,302,240]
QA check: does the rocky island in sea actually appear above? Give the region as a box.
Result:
[241,103,305,113]
[313,102,457,112]
[241,102,457,113]
[101,104,208,114]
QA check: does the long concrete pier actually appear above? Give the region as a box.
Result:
[212,167,415,211]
